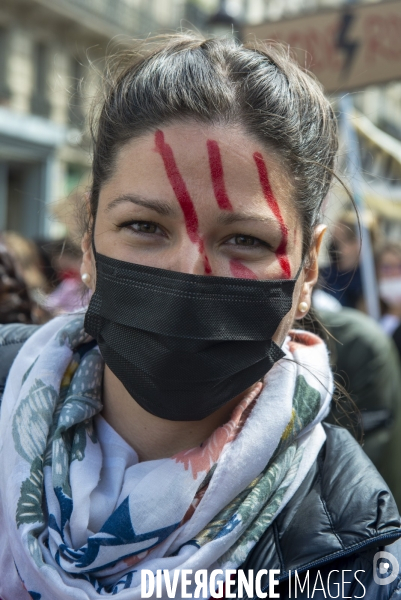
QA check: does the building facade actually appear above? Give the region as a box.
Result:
[1,0,400,240]
[0,0,195,239]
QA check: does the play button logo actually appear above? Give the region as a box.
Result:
[373,551,399,585]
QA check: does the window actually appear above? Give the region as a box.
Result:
[31,41,50,118]
[69,58,84,129]
[0,27,10,102]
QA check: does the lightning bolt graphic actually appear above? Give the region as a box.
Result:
[336,11,360,76]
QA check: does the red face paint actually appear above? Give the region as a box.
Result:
[199,239,212,275]
[154,130,212,275]
[206,140,233,211]
[253,152,291,279]
[155,130,199,244]
[204,257,212,275]
[229,259,258,280]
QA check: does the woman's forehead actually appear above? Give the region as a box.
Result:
[101,122,296,221]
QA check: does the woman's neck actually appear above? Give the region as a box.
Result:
[101,365,255,461]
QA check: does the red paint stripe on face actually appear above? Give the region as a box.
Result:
[253,152,291,279]
[204,256,212,275]
[155,130,212,275]
[276,242,291,279]
[155,130,199,244]
[199,239,212,275]
[230,260,258,280]
[206,140,233,211]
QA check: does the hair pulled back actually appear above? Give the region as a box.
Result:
[90,33,338,257]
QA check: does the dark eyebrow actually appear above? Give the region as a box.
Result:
[105,194,178,217]
[216,211,280,228]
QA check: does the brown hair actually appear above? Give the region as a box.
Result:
[88,33,338,258]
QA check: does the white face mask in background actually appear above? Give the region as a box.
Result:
[379,277,401,307]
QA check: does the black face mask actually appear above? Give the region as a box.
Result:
[84,253,300,421]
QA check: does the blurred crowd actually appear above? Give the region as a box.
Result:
[0,218,400,508]
[310,211,401,508]
[0,231,87,325]
[317,211,401,361]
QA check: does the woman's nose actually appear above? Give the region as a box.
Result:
[166,239,213,276]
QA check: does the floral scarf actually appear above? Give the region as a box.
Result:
[0,315,332,599]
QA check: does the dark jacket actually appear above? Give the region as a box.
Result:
[240,423,401,599]
[393,322,401,363]
[1,324,401,600]
[319,264,363,310]
[318,308,401,509]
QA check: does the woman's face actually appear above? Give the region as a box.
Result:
[378,249,401,280]
[378,249,401,309]
[82,122,323,344]
[331,221,360,272]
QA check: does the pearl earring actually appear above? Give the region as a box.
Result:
[81,273,91,285]
[298,301,309,313]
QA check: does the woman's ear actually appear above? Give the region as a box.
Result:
[80,229,95,290]
[295,224,327,320]
[80,193,96,290]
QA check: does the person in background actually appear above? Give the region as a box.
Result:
[313,306,401,508]
[377,241,401,361]
[320,210,379,310]
[42,238,88,314]
[0,236,41,406]
[0,235,36,325]
[2,231,50,295]
[2,231,52,324]
[314,238,401,506]
[0,232,52,324]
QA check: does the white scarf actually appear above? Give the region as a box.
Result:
[0,314,332,599]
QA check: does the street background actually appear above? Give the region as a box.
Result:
[0,0,400,248]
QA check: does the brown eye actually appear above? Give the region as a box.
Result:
[133,222,157,234]
[235,235,257,246]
